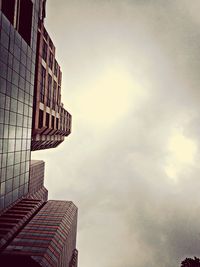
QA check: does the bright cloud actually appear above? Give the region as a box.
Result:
[165,129,197,181]
[75,65,146,131]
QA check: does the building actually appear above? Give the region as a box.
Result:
[0,0,78,266]
[0,200,78,267]
[0,0,39,211]
[31,14,71,151]
[0,198,44,250]
[27,160,48,201]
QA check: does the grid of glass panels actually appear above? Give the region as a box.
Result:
[0,0,40,211]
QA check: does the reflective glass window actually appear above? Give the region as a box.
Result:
[16,126,22,138]
[12,188,19,202]
[12,70,19,86]
[8,139,15,152]
[6,165,14,179]
[6,82,12,97]
[14,163,20,176]
[17,114,23,127]
[2,154,7,167]
[7,152,14,166]
[17,101,23,114]
[10,98,17,112]
[13,58,20,73]
[5,179,13,193]
[14,153,21,165]
[9,125,16,138]
[0,77,6,94]
[15,140,22,151]
[3,125,8,138]
[5,96,11,110]
[20,174,25,185]
[10,112,17,126]
[13,176,20,189]
[5,192,12,207]
[11,84,18,99]
[0,93,5,108]
[1,168,6,182]
[0,182,5,196]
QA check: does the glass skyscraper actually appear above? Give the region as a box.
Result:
[0,0,39,210]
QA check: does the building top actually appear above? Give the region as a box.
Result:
[31,18,72,151]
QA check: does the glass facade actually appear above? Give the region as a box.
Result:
[0,1,40,211]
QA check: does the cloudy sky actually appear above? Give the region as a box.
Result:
[33,1,200,266]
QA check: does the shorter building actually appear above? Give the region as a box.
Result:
[0,198,44,250]
[31,20,72,151]
[0,200,78,267]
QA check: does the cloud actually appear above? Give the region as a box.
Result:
[32,0,200,266]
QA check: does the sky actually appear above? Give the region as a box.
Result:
[32,1,200,266]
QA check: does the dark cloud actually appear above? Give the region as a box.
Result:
[33,1,200,266]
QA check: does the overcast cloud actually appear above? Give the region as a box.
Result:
[33,1,200,266]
